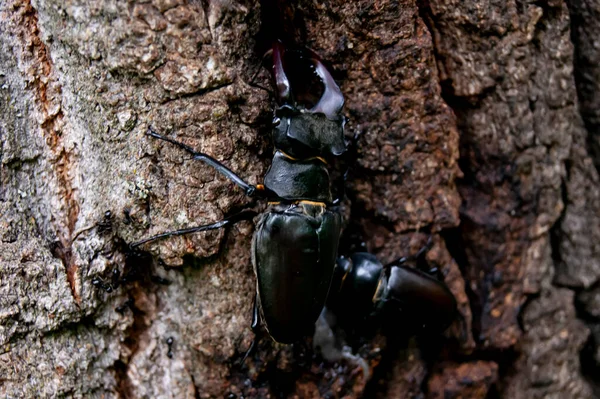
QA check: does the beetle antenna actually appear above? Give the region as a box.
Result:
[146,128,271,199]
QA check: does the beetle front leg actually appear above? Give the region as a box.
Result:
[130,210,257,248]
[240,292,261,365]
[385,235,433,268]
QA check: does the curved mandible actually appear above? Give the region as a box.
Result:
[272,41,291,102]
[308,51,344,120]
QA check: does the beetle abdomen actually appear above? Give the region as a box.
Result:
[253,204,341,343]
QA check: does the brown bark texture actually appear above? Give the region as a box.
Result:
[0,0,599,397]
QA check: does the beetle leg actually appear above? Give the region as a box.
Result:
[385,235,433,268]
[130,210,257,248]
[240,292,261,365]
[245,48,275,96]
[251,291,260,331]
[147,128,273,199]
[331,169,350,206]
[426,266,446,281]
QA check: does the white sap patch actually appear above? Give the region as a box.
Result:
[206,57,216,72]
[175,211,189,225]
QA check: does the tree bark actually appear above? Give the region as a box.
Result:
[0,0,598,398]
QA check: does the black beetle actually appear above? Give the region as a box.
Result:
[314,244,457,378]
[131,42,347,344]
[326,245,457,333]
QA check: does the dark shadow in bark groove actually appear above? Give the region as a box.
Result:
[574,285,600,396]
[362,335,412,398]
[111,247,155,399]
[256,0,301,54]
[579,335,600,398]
[551,159,573,288]
[565,0,600,173]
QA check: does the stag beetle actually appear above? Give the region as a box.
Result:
[131,42,456,349]
[132,42,346,344]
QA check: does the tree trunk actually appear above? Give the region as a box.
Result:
[1,0,598,397]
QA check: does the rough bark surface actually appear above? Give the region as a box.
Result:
[0,0,598,398]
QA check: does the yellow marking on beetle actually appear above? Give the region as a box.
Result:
[268,201,282,205]
[372,278,385,303]
[315,156,328,165]
[256,184,265,190]
[296,200,327,207]
[279,151,328,165]
[279,151,299,161]
[340,267,351,289]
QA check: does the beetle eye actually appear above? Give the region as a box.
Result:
[272,117,281,126]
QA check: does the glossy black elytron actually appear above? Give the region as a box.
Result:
[254,203,341,343]
[132,42,347,344]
